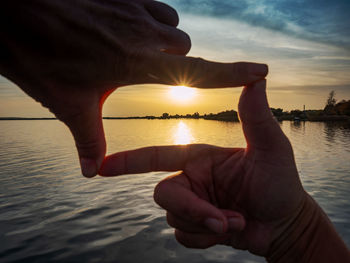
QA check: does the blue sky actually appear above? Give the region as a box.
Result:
[1,0,350,117]
[166,0,350,50]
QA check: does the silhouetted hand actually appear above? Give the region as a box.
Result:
[99,80,306,255]
[0,0,267,178]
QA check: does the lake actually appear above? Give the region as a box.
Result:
[0,119,349,262]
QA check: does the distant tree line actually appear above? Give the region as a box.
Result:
[160,112,201,119]
[158,110,239,122]
[270,91,350,121]
[4,91,348,122]
[158,91,350,122]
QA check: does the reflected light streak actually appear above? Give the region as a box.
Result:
[173,121,194,145]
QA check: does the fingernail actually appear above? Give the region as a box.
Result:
[80,158,97,178]
[251,64,268,76]
[204,218,224,234]
[228,217,244,231]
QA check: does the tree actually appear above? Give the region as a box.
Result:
[192,112,200,119]
[162,113,169,119]
[326,90,337,107]
[324,91,337,115]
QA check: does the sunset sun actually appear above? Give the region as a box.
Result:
[168,86,197,103]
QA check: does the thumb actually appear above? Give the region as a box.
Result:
[238,80,292,155]
[60,98,106,178]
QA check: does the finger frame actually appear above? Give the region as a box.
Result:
[99,144,239,176]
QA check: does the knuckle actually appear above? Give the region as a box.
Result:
[170,10,180,27]
[172,8,180,25]
[153,180,168,206]
[183,32,192,52]
[177,30,192,55]
[166,213,177,228]
[145,1,179,27]
[75,139,101,152]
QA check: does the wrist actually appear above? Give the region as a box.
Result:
[267,193,318,262]
[267,193,350,263]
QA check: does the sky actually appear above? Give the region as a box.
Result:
[1,0,350,117]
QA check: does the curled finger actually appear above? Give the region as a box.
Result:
[154,173,229,234]
[167,210,245,234]
[158,26,191,55]
[175,229,230,249]
[145,1,179,27]
[167,212,213,234]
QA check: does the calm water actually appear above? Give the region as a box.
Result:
[0,119,349,262]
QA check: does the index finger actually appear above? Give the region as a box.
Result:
[99,144,234,176]
[130,52,268,88]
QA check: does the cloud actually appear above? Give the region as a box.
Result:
[164,0,350,51]
[270,84,350,94]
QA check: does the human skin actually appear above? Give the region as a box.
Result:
[0,0,267,178]
[100,80,350,262]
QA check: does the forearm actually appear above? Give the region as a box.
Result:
[267,194,350,263]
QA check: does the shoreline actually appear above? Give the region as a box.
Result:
[1,116,349,122]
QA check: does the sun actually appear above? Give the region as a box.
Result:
[168,86,197,103]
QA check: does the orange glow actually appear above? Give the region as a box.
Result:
[168,86,197,103]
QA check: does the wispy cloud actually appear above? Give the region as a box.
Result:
[165,0,350,51]
[1,1,349,116]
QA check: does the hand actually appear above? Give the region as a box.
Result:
[99,80,307,256]
[0,0,268,178]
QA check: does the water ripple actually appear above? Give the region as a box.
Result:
[0,120,349,262]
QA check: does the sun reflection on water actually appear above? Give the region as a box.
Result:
[173,121,194,145]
